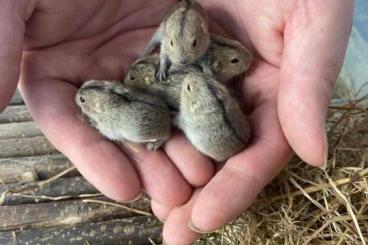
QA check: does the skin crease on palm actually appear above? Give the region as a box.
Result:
[0,0,353,244]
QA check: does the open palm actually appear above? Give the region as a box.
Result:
[0,0,353,244]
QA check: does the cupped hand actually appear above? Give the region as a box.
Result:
[0,0,354,244]
[156,0,354,244]
[0,0,215,205]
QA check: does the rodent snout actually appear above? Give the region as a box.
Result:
[179,57,191,65]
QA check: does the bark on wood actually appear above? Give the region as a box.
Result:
[0,176,98,205]
[0,136,58,158]
[0,106,32,123]
[9,90,23,105]
[0,154,77,184]
[0,169,37,184]
[0,121,42,139]
[0,216,162,245]
[0,197,151,231]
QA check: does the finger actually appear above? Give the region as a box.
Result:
[0,1,32,110]
[190,103,292,232]
[163,190,201,245]
[19,79,141,201]
[151,199,173,222]
[122,142,192,206]
[199,0,284,65]
[164,131,215,187]
[279,0,354,166]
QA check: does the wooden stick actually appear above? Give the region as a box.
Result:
[0,154,77,184]
[0,216,162,245]
[82,199,152,217]
[0,170,37,185]
[0,136,58,158]
[0,176,98,205]
[0,122,42,140]
[0,197,151,231]
[0,106,32,123]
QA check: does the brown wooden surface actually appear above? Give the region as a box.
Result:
[0,154,76,184]
[0,106,32,123]
[0,136,58,158]
[9,90,24,105]
[0,121,42,139]
[0,197,151,231]
[0,176,98,205]
[0,216,162,245]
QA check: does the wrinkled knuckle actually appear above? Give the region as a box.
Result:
[222,166,263,188]
[255,135,291,156]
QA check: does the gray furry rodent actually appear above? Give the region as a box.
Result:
[131,33,253,88]
[75,80,171,150]
[141,0,210,81]
[175,73,251,161]
[125,54,159,86]
[198,34,253,83]
[125,56,201,111]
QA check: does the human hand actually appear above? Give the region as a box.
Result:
[0,0,354,244]
[0,0,216,207]
[155,0,354,244]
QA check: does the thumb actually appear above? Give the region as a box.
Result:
[278,0,354,167]
[0,1,31,111]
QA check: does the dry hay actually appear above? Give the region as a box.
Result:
[200,96,368,245]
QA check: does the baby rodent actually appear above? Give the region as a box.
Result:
[141,0,210,81]
[124,54,159,86]
[75,80,171,150]
[198,34,253,83]
[175,73,251,161]
[125,57,201,111]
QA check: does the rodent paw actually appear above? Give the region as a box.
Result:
[156,67,168,81]
[146,140,164,151]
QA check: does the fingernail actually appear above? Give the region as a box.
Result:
[117,192,143,203]
[152,198,170,207]
[319,133,329,170]
[122,141,143,154]
[319,156,328,170]
[158,217,166,223]
[188,220,212,234]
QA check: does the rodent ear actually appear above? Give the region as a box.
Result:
[207,81,225,101]
[200,22,207,33]
[120,90,134,103]
[110,87,134,103]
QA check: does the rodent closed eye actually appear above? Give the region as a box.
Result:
[170,40,174,47]
[192,39,197,47]
[231,58,239,64]
[80,97,86,103]
[187,84,191,92]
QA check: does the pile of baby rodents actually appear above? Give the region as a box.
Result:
[75,0,253,162]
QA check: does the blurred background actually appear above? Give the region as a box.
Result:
[334,0,368,104]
